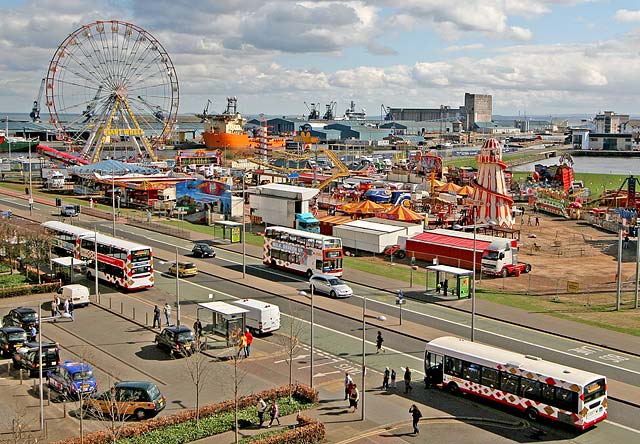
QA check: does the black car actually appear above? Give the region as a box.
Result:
[154,326,196,358]
[0,327,28,358]
[2,307,38,332]
[12,341,61,377]
[191,243,216,258]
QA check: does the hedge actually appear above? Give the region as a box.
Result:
[52,384,321,444]
[247,414,325,444]
[0,281,60,298]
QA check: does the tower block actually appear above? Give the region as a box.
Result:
[472,138,514,228]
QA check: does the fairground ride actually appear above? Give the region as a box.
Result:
[45,20,179,163]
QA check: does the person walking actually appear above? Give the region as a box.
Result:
[624,233,630,249]
[193,318,203,338]
[51,296,58,318]
[29,325,37,342]
[256,397,267,427]
[63,297,70,315]
[267,399,280,427]
[163,303,171,326]
[404,366,413,393]
[442,279,449,296]
[237,332,247,358]
[391,368,397,388]
[344,372,353,400]
[382,367,390,390]
[349,383,360,412]
[68,298,75,321]
[152,305,161,328]
[244,328,253,358]
[535,216,540,226]
[527,215,532,226]
[409,404,422,435]
[376,331,384,353]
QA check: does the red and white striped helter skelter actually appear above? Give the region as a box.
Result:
[471,138,514,228]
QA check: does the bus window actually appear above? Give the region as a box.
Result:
[556,387,578,413]
[316,260,323,270]
[315,240,323,249]
[444,356,462,377]
[462,362,481,383]
[520,378,543,401]
[306,238,314,248]
[481,367,499,389]
[583,379,606,404]
[500,373,520,395]
[541,384,555,404]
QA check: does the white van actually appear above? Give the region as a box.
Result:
[57,284,90,307]
[231,298,280,335]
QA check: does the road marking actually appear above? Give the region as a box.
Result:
[604,420,640,434]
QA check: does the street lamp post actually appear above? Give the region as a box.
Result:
[38,305,44,430]
[176,246,181,326]
[94,227,99,304]
[111,171,116,236]
[298,287,314,388]
[361,293,366,421]
[471,206,477,341]
[27,130,33,215]
[242,180,246,278]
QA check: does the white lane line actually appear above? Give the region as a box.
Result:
[604,420,640,434]
[156,271,426,374]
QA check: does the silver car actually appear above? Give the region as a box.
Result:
[309,274,353,298]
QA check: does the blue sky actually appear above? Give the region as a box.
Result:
[2,0,640,118]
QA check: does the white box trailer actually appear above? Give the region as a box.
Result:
[231,298,281,335]
[333,220,407,254]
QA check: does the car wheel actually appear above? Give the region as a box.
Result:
[86,270,92,279]
[306,269,313,278]
[134,408,146,420]
[524,264,532,273]
[330,291,337,298]
[501,268,509,278]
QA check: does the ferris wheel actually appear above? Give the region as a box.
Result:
[45,20,179,162]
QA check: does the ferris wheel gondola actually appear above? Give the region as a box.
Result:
[45,20,179,162]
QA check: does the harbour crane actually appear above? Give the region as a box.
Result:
[323,101,336,120]
[381,104,393,120]
[30,78,45,123]
[136,95,165,121]
[304,102,320,120]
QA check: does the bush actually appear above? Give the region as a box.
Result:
[248,414,325,444]
[0,281,60,298]
[52,384,319,444]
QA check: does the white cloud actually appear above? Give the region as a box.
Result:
[445,43,485,52]
[614,9,640,23]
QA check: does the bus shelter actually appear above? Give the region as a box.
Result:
[197,301,247,348]
[212,221,242,243]
[426,264,472,299]
[50,257,87,284]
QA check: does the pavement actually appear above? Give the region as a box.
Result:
[2,189,640,443]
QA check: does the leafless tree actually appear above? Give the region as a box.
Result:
[0,222,22,274]
[23,230,50,284]
[84,377,130,444]
[231,353,248,444]
[278,300,306,401]
[1,403,38,444]
[183,345,211,425]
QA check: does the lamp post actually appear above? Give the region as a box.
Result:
[298,287,314,388]
[471,206,477,341]
[38,304,44,431]
[242,178,246,278]
[176,246,181,326]
[27,130,33,215]
[111,171,116,236]
[94,227,99,304]
[361,292,366,421]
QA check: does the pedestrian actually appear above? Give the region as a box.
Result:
[624,233,630,249]
[51,297,58,318]
[237,332,247,357]
[535,216,540,226]
[349,383,359,412]
[268,399,280,427]
[63,297,70,314]
[244,328,253,358]
[68,298,74,321]
[376,330,384,353]
[404,366,412,393]
[527,215,532,226]
[442,279,449,296]
[409,404,422,435]
[54,294,61,312]
[29,325,37,342]
[89,197,94,208]
[193,318,203,338]
[256,397,267,427]
[391,368,397,388]
[164,302,171,326]
[344,372,353,400]
[520,214,524,225]
[153,305,161,328]
[382,367,390,390]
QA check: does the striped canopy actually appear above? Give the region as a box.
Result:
[381,205,425,222]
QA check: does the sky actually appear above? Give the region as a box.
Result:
[2,0,640,119]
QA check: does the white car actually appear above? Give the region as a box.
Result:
[309,274,353,298]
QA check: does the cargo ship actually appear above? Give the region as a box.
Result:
[199,97,285,152]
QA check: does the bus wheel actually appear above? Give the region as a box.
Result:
[306,269,313,278]
[526,407,538,421]
[447,382,459,395]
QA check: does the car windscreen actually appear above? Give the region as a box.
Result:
[21,313,37,321]
[177,331,194,341]
[9,332,27,341]
[147,384,162,401]
[72,370,94,381]
[183,263,196,269]
[327,278,344,285]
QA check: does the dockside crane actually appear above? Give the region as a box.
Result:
[304,102,320,120]
[381,104,393,120]
[136,95,165,121]
[30,78,45,122]
[323,101,336,120]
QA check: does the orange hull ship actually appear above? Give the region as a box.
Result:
[200,97,286,152]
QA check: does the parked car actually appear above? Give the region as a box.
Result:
[57,284,90,307]
[2,307,38,332]
[191,243,216,258]
[60,204,79,217]
[12,342,61,377]
[86,381,166,420]
[0,327,28,358]
[309,274,353,298]
[168,262,198,277]
[47,361,97,399]
[154,326,196,358]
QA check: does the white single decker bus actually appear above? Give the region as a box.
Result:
[263,226,343,277]
[42,221,154,290]
[424,336,607,430]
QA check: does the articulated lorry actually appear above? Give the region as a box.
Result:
[397,229,531,277]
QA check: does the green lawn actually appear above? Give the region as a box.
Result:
[0,272,28,287]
